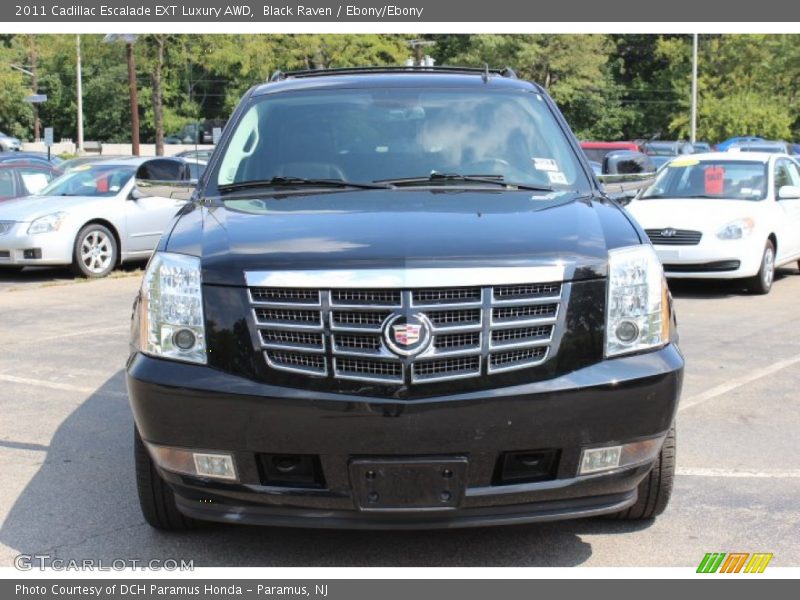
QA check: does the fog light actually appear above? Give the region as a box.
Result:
[173,328,196,350]
[194,453,237,480]
[580,446,622,474]
[145,442,238,482]
[615,320,639,344]
[579,435,665,475]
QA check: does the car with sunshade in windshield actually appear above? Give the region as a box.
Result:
[0,157,192,277]
[626,152,800,294]
[0,161,61,202]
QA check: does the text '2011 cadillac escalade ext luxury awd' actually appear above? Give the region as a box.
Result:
[126,67,683,530]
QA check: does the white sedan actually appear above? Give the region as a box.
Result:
[0,157,192,278]
[626,152,800,294]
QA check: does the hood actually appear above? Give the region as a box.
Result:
[166,189,641,286]
[0,195,105,222]
[627,198,761,232]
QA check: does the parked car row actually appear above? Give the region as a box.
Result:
[625,151,800,294]
[0,155,207,277]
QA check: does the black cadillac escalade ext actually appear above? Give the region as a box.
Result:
[127,67,683,530]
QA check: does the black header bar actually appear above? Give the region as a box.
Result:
[4,0,800,22]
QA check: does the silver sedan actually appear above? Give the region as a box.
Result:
[0,157,191,277]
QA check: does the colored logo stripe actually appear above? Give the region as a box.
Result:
[719,553,749,573]
[697,553,726,573]
[697,552,773,573]
[744,553,773,573]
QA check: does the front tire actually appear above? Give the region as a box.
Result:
[609,425,676,520]
[746,240,776,295]
[71,224,118,278]
[134,426,197,531]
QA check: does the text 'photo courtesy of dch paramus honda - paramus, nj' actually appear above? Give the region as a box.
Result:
[126,66,683,530]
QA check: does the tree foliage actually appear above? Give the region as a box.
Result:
[0,34,798,144]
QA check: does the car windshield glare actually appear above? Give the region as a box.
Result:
[38,165,136,197]
[640,159,768,201]
[214,88,590,193]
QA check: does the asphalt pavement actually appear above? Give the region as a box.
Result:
[0,266,798,567]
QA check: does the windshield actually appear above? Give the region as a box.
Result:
[640,159,767,201]
[38,164,135,197]
[214,88,590,193]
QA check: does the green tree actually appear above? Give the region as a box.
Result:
[437,34,630,140]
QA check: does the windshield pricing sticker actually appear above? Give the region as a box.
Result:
[670,157,699,168]
[547,171,568,185]
[704,166,725,195]
[533,158,559,172]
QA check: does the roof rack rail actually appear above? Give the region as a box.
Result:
[267,65,519,82]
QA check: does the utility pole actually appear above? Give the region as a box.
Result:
[104,34,140,155]
[126,42,140,155]
[153,35,165,156]
[76,35,84,153]
[29,38,40,140]
[690,33,698,144]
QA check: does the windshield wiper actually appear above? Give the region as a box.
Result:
[377,172,554,192]
[218,176,393,193]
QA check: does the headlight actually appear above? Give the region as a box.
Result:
[27,212,67,234]
[606,245,670,357]
[139,252,206,364]
[717,218,755,240]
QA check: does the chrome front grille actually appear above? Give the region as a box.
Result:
[0,222,14,236]
[247,273,564,385]
[645,229,702,246]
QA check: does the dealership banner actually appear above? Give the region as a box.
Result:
[4,0,800,22]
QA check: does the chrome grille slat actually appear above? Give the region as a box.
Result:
[248,277,564,382]
[332,333,383,356]
[413,356,481,382]
[253,307,324,331]
[334,357,403,383]
[488,347,549,373]
[426,308,482,330]
[412,287,482,306]
[493,283,561,301]
[250,287,321,306]
[330,310,392,332]
[260,330,325,352]
[490,325,554,349]
[331,289,402,307]
[265,350,327,376]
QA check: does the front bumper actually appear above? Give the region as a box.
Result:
[127,344,683,529]
[653,238,762,279]
[0,223,73,266]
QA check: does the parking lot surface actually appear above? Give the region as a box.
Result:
[0,266,799,567]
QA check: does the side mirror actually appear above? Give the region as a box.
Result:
[778,185,800,200]
[597,151,657,202]
[134,158,195,201]
[603,150,656,175]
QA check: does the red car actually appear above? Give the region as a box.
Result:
[580,141,643,164]
[0,161,61,201]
